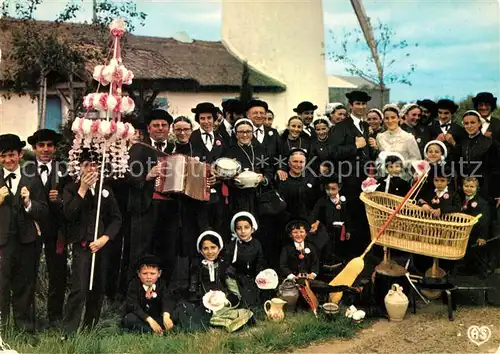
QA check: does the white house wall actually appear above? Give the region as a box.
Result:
[221,0,329,128]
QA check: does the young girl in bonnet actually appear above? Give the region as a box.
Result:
[177,231,253,332]
[224,211,265,308]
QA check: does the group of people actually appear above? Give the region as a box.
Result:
[0,89,498,337]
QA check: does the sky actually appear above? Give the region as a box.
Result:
[17,0,500,103]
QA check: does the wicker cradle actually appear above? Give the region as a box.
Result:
[360,192,481,260]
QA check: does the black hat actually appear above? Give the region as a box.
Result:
[472,92,497,111]
[436,99,458,114]
[191,102,217,115]
[416,99,437,114]
[285,217,311,234]
[79,148,97,163]
[293,101,318,113]
[0,134,26,153]
[324,174,341,187]
[222,99,245,114]
[135,254,162,271]
[145,109,173,126]
[130,120,146,131]
[346,90,371,103]
[27,129,63,146]
[246,99,268,111]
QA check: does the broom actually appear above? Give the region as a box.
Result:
[329,170,428,303]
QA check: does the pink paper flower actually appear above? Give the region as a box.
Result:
[443,193,449,199]
[361,177,379,193]
[432,198,440,204]
[471,201,478,208]
[336,204,341,210]
[216,140,222,146]
[412,160,430,176]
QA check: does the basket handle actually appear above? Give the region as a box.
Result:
[361,171,428,258]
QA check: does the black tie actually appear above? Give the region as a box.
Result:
[154,141,164,151]
[5,173,16,190]
[40,164,49,175]
[441,123,451,129]
[203,133,213,145]
[256,128,263,139]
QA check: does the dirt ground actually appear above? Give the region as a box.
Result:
[292,303,500,353]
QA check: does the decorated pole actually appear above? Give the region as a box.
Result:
[68,18,136,290]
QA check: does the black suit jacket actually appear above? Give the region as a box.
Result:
[63,181,122,244]
[124,277,175,321]
[253,126,282,163]
[486,117,500,144]
[428,120,467,156]
[330,116,374,168]
[190,129,226,164]
[127,139,173,213]
[0,167,49,246]
[23,160,69,241]
[216,121,233,147]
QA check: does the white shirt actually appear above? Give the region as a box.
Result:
[254,125,265,144]
[435,187,449,198]
[481,115,492,135]
[3,166,31,211]
[3,166,21,195]
[351,114,363,134]
[200,129,214,151]
[223,119,232,137]
[439,120,452,134]
[37,160,52,186]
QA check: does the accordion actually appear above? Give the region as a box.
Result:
[154,154,210,201]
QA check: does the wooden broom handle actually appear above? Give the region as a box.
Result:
[360,171,428,258]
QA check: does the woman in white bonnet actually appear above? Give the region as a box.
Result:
[325,102,347,127]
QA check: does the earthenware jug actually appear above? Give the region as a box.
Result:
[384,283,408,321]
[264,298,287,322]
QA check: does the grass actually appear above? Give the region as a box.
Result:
[4,306,365,354]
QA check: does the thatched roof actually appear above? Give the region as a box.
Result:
[0,18,285,92]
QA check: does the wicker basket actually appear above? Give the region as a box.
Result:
[360,192,481,260]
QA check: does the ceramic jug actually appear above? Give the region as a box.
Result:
[384,283,409,321]
[264,298,287,322]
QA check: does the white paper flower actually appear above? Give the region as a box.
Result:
[102,189,109,198]
[106,95,118,112]
[82,119,93,134]
[340,196,346,202]
[72,117,82,133]
[352,310,366,321]
[126,125,135,139]
[202,290,227,313]
[307,183,312,188]
[99,120,111,136]
[268,131,274,136]
[120,96,135,114]
[116,122,125,137]
[345,305,357,318]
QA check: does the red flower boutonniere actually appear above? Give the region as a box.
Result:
[145,288,157,299]
[443,193,449,200]
[215,140,222,146]
[471,201,478,208]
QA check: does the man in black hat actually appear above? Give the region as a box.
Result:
[217,99,245,146]
[329,91,375,253]
[0,134,48,333]
[246,99,282,169]
[473,92,500,142]
[190,102,227,235]
[128,109,179,285]
[429,99,466,151]
[293,101,318,139]
[416,99,437,125]
[25,128,69,326]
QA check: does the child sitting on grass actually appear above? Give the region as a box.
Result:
[223,211,265,308]
[122,254,174,334]
[280,219,319,281]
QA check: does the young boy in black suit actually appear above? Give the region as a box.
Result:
[0,134,48,333]
[122,254,174,334]
[62,149,122,335]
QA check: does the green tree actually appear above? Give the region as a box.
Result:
[328,19,418,106]
[239,61,253,111]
